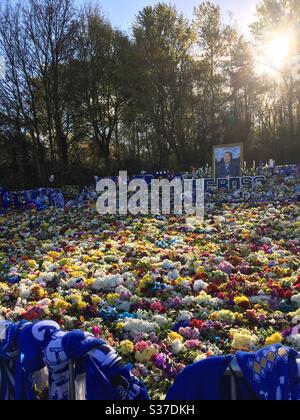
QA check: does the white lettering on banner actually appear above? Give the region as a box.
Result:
[0,321,7,341]
[204,176,267,192]
[31,321,60,342]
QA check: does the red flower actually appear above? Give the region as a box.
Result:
[22,306,44,321]
[283,290,292,300]
[294,277,300,286]
[190,319,204,330]
[150,301,166,314]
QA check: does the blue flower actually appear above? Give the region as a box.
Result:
[173,321,189,332]
[99,306,118,321]
[117,312,137,320]
[151,282,166,292]
[7,275,21,284]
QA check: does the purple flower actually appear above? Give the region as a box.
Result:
[281,328,293,338]
[153,353,168,370]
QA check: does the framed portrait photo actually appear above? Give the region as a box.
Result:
[213,143,243,179]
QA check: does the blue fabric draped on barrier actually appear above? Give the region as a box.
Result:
[166,345,300,401]
[0,188,65,211]
[0,320,150,401]
[1,320,300,400]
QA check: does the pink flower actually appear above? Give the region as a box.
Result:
[135,340,150,352]
[258,314,267,323]
[150,301,166,313]
[92,326,101,337]
[185,340,201,350]
[219,261,234,275]
[179,327,200,340]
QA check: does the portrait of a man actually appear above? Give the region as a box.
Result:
[213,144,243,179]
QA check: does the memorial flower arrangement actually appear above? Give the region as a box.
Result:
[0,199,299,399]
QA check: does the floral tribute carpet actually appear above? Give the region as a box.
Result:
[0,203,299,399]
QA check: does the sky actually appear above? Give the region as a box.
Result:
[76,0,259,34]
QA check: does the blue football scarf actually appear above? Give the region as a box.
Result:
[166,356,233,401]
[16,322,149,400]
[236,345,300,401]
[16,320,61,400]
[0,320,30,400]
[85,349,150,400]
[62,330,150,401]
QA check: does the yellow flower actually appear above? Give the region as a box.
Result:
[119,340,134,355]
[85,278,95,287]
[234,313,244,322]
[175,277,185,285]
[212,310,235,325]
[195,265,205,275]
[91,250,103,258]
[265,332,283,346]
[48,251,61,260]
[293,308,300,316]
[0,283,9,292]
[168,332,184,342]
[107,293,120,305]
[116,322,125,330]
[77,301,87,311]
[58,258,70,266]
[234,296,250,306]
[242,230,251,240]
[53,299,71,311]
[27,260,38,269]
[135,346,159,363]
[31,285,46,300]
[68,294,82,304]
[91,295,102,306]
[230,329,258,351]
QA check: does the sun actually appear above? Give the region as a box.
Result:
[256,33,292,76]
[265,35,291,68]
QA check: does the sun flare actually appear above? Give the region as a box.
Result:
[265,35,291,67]
[256,33,292,76]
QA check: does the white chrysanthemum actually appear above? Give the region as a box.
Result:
[249,295,270,304]
[193,280,208,292]
[38,299,51,307]
[153,315,169,326]
[136,310,151,320]
[176,310,193,322]
[59,278,80,288]
[18,284,31,299]
[171,339,184,355]
[115,285,132,298]
[92,274,123,291]
[123,319,158,334]
[116,301,131,312]
[287,334,300,350]
[182,296,194,306]
[291,294,300,308]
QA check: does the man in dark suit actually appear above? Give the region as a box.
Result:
[217,151,240,178]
